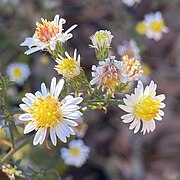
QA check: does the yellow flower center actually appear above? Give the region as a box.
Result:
[56,58,80,79]
[12,68,23,78]
[150,20,165,32]
[35,18,59,42]
[28,94,62,129]
[96,32,109,42]
[136,22,147,34]
[69,147,81,157]
[134,94,161,121]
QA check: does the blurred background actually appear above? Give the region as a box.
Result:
[0,0,180,179]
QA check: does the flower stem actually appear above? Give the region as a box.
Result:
[0,135,33,166]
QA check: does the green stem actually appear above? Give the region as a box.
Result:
[0,135,33,166]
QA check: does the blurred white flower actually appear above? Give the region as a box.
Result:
[6,62,30,85]
[61,139,90,167]
[122,0,142,7]
[144,11,169,41]
[119,81,165,134]
[136,11,168,41]
[19,77,83,146]
[20,15,77,55]
[117,39,141,60]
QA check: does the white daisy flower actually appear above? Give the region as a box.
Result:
[90,56,125,96]
[122,0,142,7]
[61,139,90,168]
[20,15,77,55]
[6,62,30,85]
[19,77,83,146]
[119,80,166,134]
[117,39,141,60]
[121,55,143,81]
[144,11,168,41]
[73,117,88,138]
[54,49,81,79]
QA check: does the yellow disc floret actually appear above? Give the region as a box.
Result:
[35,18,59,42]
[134,94,161,121]
[12,68,23,78]
[56,58,80,79]
[150,20,165,32]
[28,94,63,129]
[136,22,147,35]
[69,147,81,157]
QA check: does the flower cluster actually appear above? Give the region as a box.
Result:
[16,14,166,169]
[136,11,168,41]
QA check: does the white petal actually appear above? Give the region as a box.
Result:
[50,127,57,146]
[39,128,47,144]
[55,124,67,143]
[24,122,36,134]
[64,24,77,34]
[90,76,99,85]
[41,83,47,96]
[63,111,83,119]
[156,94,165,101]
[61,95,73,104]
[50,77,56,96]
[158,109,164,116]
[33,129,42,145]
[150,120,156,132]
[63,97,83,106]
[54,79,64,98]
[19,104,30,111]
[19,113,33,121]
[122,114,134,123]
[25,93,36,101]
[118,105,133,113]
[159,102,166,108]
[134,119,141,133]
[35,91,43,97]
[63,119,78,126]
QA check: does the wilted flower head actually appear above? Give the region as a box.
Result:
[121,55,143,81]
[73,117,88,138]
[6,62,30,85]
[2,164,23,180]
[89,30,113,60]
[55,49,81,79]
[119,81,165,134]
[20,15,77,55]
[117,39,141,60]
[122,0,142,7]
[19,77,83,146]
[90,56,124,96]
[136,11,168,41]
[61,139,90,167]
